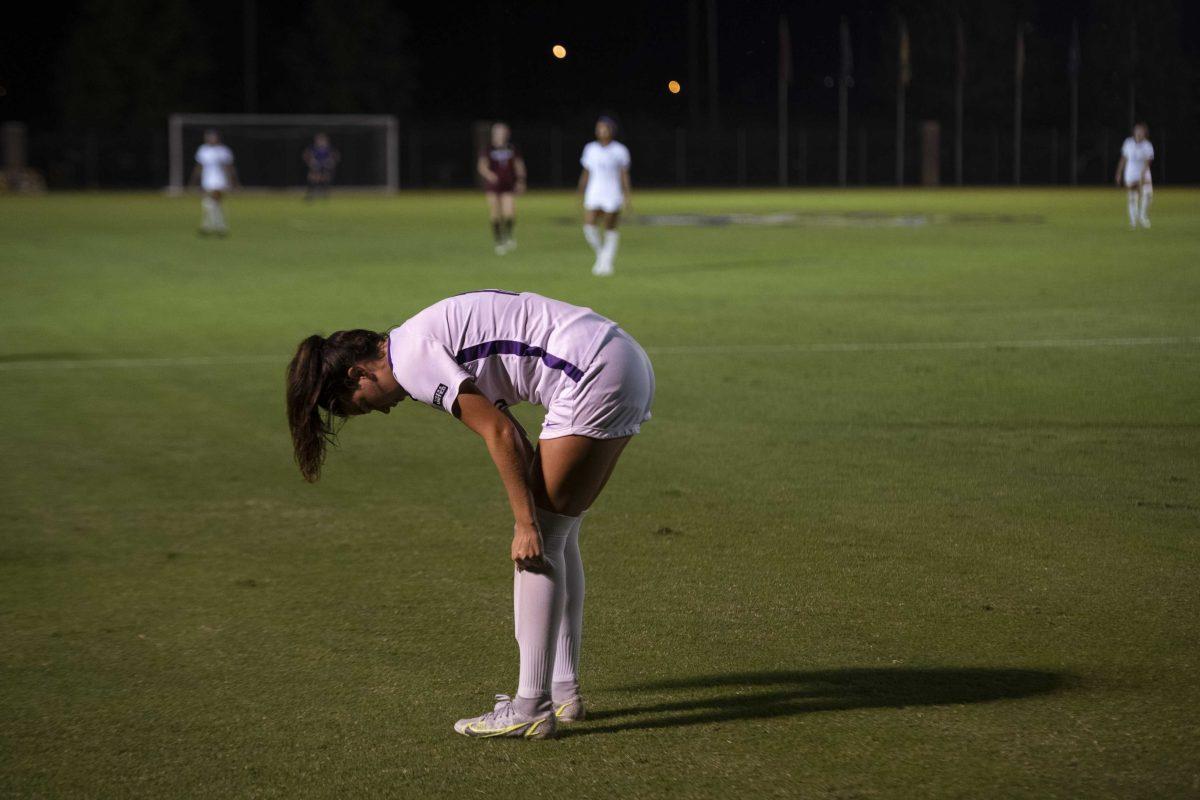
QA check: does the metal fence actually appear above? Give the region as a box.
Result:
[26,121,1195,190]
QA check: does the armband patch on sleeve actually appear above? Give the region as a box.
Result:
[433,383,449,409]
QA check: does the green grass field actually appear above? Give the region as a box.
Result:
[2,187,1198,798]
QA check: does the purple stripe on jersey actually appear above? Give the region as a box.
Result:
[454,289,520,296]
[455,340,585,382]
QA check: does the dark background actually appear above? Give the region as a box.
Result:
[2,0,1197,187]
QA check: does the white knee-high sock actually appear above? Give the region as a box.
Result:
[211,200,228,231]
[513,508,575,707]
[1127,190,1139,226]
[551,514,585,700]
[1139,185,1153,222]
[201,196,216,229]
[601,230,620,268]
[583,224,601,253]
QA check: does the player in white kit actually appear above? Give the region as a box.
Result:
[1115,122,1154,229]
[286,290,655,739]
[189,130,236,236]
[578,117,631,276]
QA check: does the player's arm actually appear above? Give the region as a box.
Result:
[454,383,544,570]
[514,156,527,194]
[189,162,201,186]
[226,162,239,189]
[577,168,589,194]
[477,156,497,184]
[1142,156,1153,183]
[620,167,632,211]
[1114,155,1126,185]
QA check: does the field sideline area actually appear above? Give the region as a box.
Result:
[1,188,1198,798]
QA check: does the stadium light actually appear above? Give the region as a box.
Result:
[552,44,567,59]
[668,80,681,94]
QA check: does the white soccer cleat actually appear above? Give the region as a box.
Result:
[1140,216,1151,229]
[494,244,507,255]
[453,695,557,739]
[504,239,517,252]
[591,260,613,277]
[553,696,586,724]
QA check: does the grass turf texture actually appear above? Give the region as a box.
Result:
[1,188,1198,798]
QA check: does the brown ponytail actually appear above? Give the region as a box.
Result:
[285,329,386,482]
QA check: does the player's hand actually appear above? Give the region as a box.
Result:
[516,181,527,195]
[512,521,547,572]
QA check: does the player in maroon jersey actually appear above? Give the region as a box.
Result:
[477,122,527,254]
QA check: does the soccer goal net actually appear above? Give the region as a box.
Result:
[168,113,399,193]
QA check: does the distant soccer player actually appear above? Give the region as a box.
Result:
[477,122,526,254]
[1115,122,1154,229]
[578,116,631,276]
[303,132,340,201]
[190,129,236,236]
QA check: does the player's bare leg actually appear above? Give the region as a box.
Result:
[500,192,517,251]
[486,192,506,254]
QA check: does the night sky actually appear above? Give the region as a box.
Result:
[3,0,1199,185]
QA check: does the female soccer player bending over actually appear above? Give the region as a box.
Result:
[286,290,655,739]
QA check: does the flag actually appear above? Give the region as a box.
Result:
[839,16,853,82]
[899,18,911,86]
[779,14,792,85]
[1068,18,1080,77]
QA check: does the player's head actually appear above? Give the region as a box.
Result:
[314,132,329,147]
[490,122,510,146]
[1133,122,1148,141]
[204,129,221,145]
[595,116,617,143]
[286,329,391,481]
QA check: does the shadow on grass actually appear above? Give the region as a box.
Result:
[562,667,1071,737]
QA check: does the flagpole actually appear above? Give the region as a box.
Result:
[1013,24,1024,186]
[778,14,790,187]
[954,15,965,186]
[838,16,850,188]
[896,17,909,186]
[1068,18,1080,186]
[1128,20,1137,128]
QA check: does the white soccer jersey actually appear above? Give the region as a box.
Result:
[1121,137,1154,184]
[581,141,630,212]
[195,144,234,191]
[387,290,619,415]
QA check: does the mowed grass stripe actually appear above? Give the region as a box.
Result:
[1,335,1196,370]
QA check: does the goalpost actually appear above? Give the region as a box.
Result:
[168,113,399,193]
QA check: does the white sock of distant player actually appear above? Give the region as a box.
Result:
[551,514,585,702]
[201,196,216,230]
[1138,184,1153,224]
[512,508,572,715]
[600,230,620,269]
[210,200,228,232]
[583,224,602,253]
[1127,190,1139,227]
